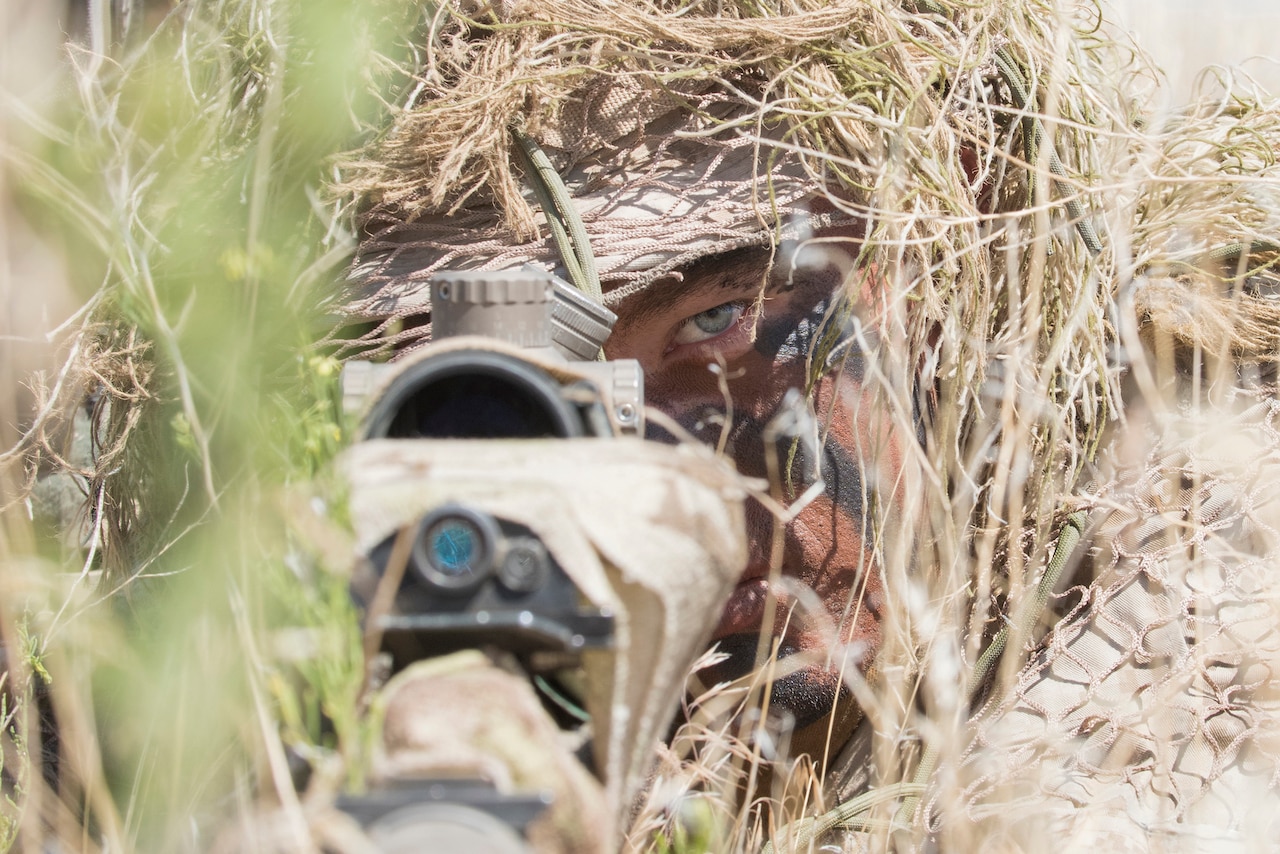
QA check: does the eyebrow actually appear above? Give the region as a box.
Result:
[610,247,777,329]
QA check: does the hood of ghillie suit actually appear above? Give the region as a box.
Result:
[330,0,1132,570]
[330,0,1280,592]
[334,0,1113,367]
[334,0,1280,358]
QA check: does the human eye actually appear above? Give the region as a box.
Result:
[670,301,746,347]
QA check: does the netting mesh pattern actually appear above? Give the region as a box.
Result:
[338,81,868,356]
[959,397,1280,845]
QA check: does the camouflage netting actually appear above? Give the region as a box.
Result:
[956,396,1280,847]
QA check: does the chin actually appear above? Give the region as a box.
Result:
[698,632,848,731]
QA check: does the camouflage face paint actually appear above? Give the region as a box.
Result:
[603,240,899,746]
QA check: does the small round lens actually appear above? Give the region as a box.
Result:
[497,539,548,593]
[413,506,499,592]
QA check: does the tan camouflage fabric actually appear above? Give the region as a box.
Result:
[339,409,749,844]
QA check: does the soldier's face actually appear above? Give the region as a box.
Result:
[603,241,897,734]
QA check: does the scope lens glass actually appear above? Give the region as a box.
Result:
[392,374,568,439]
[369,351,584,440]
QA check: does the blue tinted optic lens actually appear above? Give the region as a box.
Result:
[430,521,477,576]
[414,506,497,590]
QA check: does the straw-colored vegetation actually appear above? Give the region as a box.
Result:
[1,1,424,849]
[3,0,1280,851]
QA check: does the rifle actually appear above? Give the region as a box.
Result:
[333,269,747,852]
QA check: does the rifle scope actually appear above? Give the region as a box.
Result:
[346,268,642,440]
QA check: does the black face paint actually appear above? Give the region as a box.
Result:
[814,436,868,525]
[701,633,851,731]
[642,403,733,447]
[652,400,870,533]
[751,294,866,384]
[752,297,830,362]
[819,315,867,381]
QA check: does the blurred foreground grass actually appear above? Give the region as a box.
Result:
[0,1,429,848]
[11,2,1280,852]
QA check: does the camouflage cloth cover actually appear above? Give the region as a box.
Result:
[341,81,867,352]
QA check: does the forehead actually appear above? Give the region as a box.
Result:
[608,238,857,327]
[609,248,772,327]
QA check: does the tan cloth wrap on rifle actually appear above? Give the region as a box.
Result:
[341,434,748,844]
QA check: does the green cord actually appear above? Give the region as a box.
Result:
[511,127,603,304]
[893,510,1089,829]
[759,783,927,854]
[1203,239,1280,263]
[993,47,1104,257]
[533,673,591,724]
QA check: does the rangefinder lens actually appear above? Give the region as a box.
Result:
[413,506,499,591]
[498,539,549,593]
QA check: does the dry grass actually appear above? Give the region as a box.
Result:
[3,0,1280,852]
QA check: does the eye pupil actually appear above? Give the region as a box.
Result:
[693,304,739,334]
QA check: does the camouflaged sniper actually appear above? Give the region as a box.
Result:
[334,0,1280,848]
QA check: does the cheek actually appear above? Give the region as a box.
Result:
[823,366,905,494]
[785,373,904,573]
[783,391,867,573]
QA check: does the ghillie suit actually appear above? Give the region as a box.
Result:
[334,0,1280,850]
